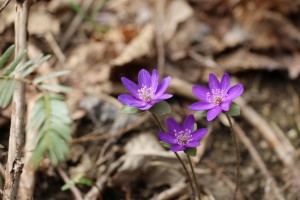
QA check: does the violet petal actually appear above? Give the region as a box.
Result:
[171,145,185,152]
[221,101,231,111]
[189,102,215,111]
[166,118,182,135]
[209,73,220,90]
[121,77,139,98]
[192,85,210,101]
[151,94,172,105]
[155,76,171,98]
[158,132,176,144]
[207,107,222,121]
[118,94,144,107]
[182,115,195,132]
[186,141,200,147]
[151,69,159,91]
[221,73,230,92]
[191,128,207,141]
[138,69,151,87]
[227,84,244,100]
[138,103,153,110]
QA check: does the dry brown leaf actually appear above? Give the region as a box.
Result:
[163,0,193,42]
[281,54,300,79]
[112,24,154,66]
[0,3,14,33]
[217,49,282,72]
[28,12,60,36]
[111,133,184,189]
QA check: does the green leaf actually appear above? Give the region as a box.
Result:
[0,79,16,108]
[225,102,240,117]
[159,141,172,148]
[0,45,15,70]
[149,101,171,115]
[4,50,27,75]
[61,181,75,191]
[194,110,207,118]
[184,147,197,157]
[2,79,16,108]
[0,144,4,149]
[78,177,93,186]
[28,94,72,168]
[39,84,72,93]
[13,55,42,75]
[120,105,143,114]
[33,70,70,84]
[193,123,197,131]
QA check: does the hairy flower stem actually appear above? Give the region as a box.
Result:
[225,114,240,200]
[187,155,202,200]
[150,112,196,199]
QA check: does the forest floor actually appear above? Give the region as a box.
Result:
[1,0,300,199]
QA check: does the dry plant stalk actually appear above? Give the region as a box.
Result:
[4,0,28,199]
[18,96,37,199]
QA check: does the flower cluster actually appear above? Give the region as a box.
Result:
[119,69,244,152]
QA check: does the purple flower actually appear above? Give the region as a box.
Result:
[118,69,172,110]
[158,115,207,152]
[189,73,244,121]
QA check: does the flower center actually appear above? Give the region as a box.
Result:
[206,89,227,106]
[174,129,192,146]
[138,85,155,102]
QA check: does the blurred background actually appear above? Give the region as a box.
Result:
[1,0,300,199]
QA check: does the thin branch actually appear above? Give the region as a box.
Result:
[4,0,28,199]
[0,0,11,13]
[57,167,83,200]
[154,0,165,77]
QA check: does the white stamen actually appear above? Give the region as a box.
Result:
[206,88,227,106]
[138,84,154,102]
[174,129,192,146]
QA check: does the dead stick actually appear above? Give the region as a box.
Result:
[3,0,28,199]
[154,0,165,77]
[57,167,83,200]
[0,0,11,13]
[60,0,94,50]
[234,124,285,200]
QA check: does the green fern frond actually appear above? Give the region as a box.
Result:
[28,94,72,167]
[3,50,27,76]
[20,55,51,77]
[0,45,15,70]
[0,78,17,108]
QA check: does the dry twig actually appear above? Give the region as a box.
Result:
[0,0,11,13]
[151,182,186,200]
[154,0,166,77]
[219,116,285,200]
[4,0,28,199]
[57,167,83,200]
[60,0,94,50]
